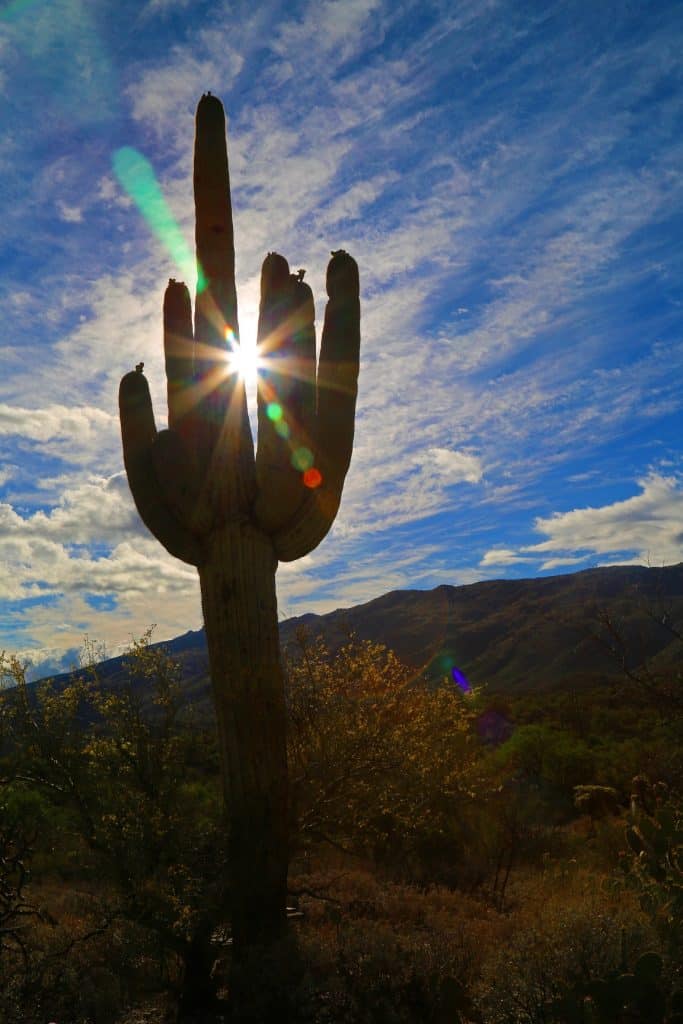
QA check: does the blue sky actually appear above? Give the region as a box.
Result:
[1,0,682,678]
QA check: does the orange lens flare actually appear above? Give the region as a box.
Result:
[303,467,323,489]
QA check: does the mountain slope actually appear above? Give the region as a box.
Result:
[33,563,683,700]
[279,562,683,692]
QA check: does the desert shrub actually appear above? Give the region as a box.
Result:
[0,635,227,1014]
[494,724,595,813]
[285,631,485,886]
[0,883,135,1024]
[287,868,494,1023]
[475,886,654,1024]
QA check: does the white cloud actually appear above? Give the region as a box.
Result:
[323,173,399,225]
[478,474,683,571]
[127,51,224,137]
[427,448,483,484]
[480,548,529,567]
[56,200,83,223]
[271,0,384,66]
[528,474,683,566]
[0,474,143,555]
[141,0,193,16]
[0,404,114,444]
[0,482,201,656]
[538,555,590,571]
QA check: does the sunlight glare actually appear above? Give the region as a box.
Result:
[224,324,260,386]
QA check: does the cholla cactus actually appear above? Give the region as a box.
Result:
[118,94,360,954]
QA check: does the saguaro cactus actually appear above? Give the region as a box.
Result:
[119,94,360,957]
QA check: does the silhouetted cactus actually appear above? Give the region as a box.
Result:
[118,93,360,968]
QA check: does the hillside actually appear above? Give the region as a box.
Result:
[34,562,683,700]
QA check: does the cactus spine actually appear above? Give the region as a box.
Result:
[118,94,360,958]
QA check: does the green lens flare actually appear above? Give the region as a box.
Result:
[291,447,314,471]
[113,147,206,292]
[266,402,283,421]
[0,0,40,20]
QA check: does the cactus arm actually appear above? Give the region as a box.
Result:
[118,370,203,566]
[271,250,360,561]
[193,94,254,513]
[316,250,361,478]
[163,279,195,437]
[254,254,317,532]
[150,429,207,534]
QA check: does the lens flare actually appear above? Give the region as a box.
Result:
[291,447,314,472]
[451,666,471,692]
[267,402,283,421]
[303,467,323,489]
[112,147,205,291]
[1,0,40,18]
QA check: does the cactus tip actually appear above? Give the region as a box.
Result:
[135,362,144,374]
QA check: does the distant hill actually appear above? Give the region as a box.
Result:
[31,563,683,706]
[279,562,683,693]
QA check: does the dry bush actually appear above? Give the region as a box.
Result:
[285,868,505,1022]
[474,869,657,1024]
[282,865,660,1024]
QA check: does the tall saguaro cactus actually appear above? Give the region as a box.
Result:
[118,93,360,959]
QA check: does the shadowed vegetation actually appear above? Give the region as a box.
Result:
[0,624,680,1022]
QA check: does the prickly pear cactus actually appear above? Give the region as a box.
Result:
[118,94,360,955]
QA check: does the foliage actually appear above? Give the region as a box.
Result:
[494,723,595,810]
[285,630,484,885]
[0,627,681,1021]
[476,893,654,1024]
[0,633,227,1015]
[284,867,498,1024]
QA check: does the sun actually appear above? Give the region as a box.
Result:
[224,323,260,386]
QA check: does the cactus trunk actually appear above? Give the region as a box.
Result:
[198,522,288,948]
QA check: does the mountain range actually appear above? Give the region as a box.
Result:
[32,562,683,703]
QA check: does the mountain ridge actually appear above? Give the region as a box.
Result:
[28,562,683,700]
